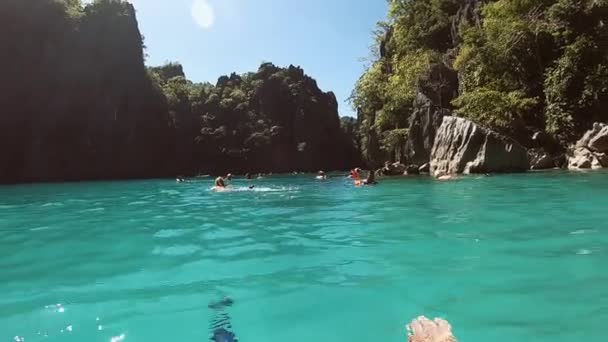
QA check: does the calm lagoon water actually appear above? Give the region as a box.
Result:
[1,172,608,342]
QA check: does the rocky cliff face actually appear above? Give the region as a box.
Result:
[404,63,458,166]
[150,62,359,176]
[0,0,175,183]
[568,123,608,170]
[0,1,357,183]
[430,116,529,176]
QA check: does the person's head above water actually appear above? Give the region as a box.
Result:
[318,170,325,175]
[226,173,233,180]
[215,176,226,187]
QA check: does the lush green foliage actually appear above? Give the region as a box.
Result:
[351,0,459,166]
[455,0,607,142]
[354,0,608,164]
[0,0,358,183]
[452,89,538,130]
[148,62,360,174]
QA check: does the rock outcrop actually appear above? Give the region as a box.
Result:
[430,116,529,176]
[0,0,176,183]
[404,63,458,166]
[528,148,558,170]
[419,163,430,173]
[405,164,420,175]
[568,123,608,170]
[382,162,406,176]
[405,94,451,166]
[568,148,604,169]
[576,122,608,152]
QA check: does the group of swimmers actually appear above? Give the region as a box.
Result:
[197,168,379,190]
[214,173,257,190]
[317,168,377,185]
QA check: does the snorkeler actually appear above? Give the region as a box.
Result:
[209,298,238,342]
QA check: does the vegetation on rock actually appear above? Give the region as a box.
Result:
[148,62,360,175]
[352,0,608,166]
[0,0,358,183]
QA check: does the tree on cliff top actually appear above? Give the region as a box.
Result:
[149,62,359,174]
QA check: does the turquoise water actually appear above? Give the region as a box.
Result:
[1,172,608,342]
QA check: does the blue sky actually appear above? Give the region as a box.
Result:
[124,0,388,117]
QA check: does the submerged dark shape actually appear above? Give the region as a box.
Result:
[211,327,237,342]
[208,297,234,310]
[209,298,238,342]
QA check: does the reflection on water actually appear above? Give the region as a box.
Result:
[0,172,607,342]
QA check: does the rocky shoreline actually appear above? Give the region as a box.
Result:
[376,117,608,179]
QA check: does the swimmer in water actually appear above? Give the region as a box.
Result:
[350,168,363,185]
[435,171,455,181]
[209,298,238,342]
[215,176,226,188]
[316,170,327,180]
[226,173,233,181]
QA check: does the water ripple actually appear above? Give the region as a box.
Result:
[0,173,607,342]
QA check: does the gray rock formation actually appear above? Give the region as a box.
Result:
[576,123,608,152]
[419,163,430,173]
[528,148,557,170]
[404,63,458,166]
[575,122,608,152]
[405,94,451,166]
[569,123,608,170]
[382,162,406,176]
[568,147,603,169]
[430,116,529,176]
[405,164,420,175]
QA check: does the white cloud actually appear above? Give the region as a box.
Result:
[191,0,215,29]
